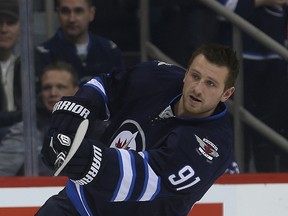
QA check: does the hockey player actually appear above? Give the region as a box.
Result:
[36,43,239,216]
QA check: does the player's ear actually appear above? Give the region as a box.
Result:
[221,87,235,102]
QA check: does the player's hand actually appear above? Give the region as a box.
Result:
[41,96,97,170]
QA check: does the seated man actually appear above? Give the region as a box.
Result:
[0,61,79,176]
[35,0,124,89]
[0,0,21,138]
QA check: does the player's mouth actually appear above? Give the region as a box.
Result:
[190,95,201,103]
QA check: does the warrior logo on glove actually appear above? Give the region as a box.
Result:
[53,100,90,119]
[57,134,72,147]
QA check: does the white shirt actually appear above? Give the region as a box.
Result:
[76,42,88,63]
[0,54,17,111]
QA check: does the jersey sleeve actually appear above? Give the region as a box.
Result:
[74,61,185,121]
[74,66,130,121]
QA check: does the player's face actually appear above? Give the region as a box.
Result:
[41,70,78,111]
[177,54,235,118]
[0,15,20,53]
[57,0,95,43]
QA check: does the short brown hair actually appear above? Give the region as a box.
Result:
[188,43,239,89]
[41,61,79,87]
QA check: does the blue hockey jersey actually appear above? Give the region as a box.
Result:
[62,60,234,216]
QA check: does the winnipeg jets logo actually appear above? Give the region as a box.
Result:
[195,134,219,161]
[110,120,146,151]
[113,131,139,150]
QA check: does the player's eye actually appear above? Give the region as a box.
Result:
[191,73,200,81]
[206,80,216,87]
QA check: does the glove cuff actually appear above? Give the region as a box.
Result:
[62,139,105,183]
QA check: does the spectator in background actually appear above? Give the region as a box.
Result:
[217,0,288,172]
[35,0,124,89]
[0,61,79,176]
[149,0,219,67]
[177,0,219,67]
[0,0,22,138]
[91,0,140,66]
[149,0,184,65]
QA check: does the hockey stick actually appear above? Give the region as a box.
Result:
[54,119,89,176]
